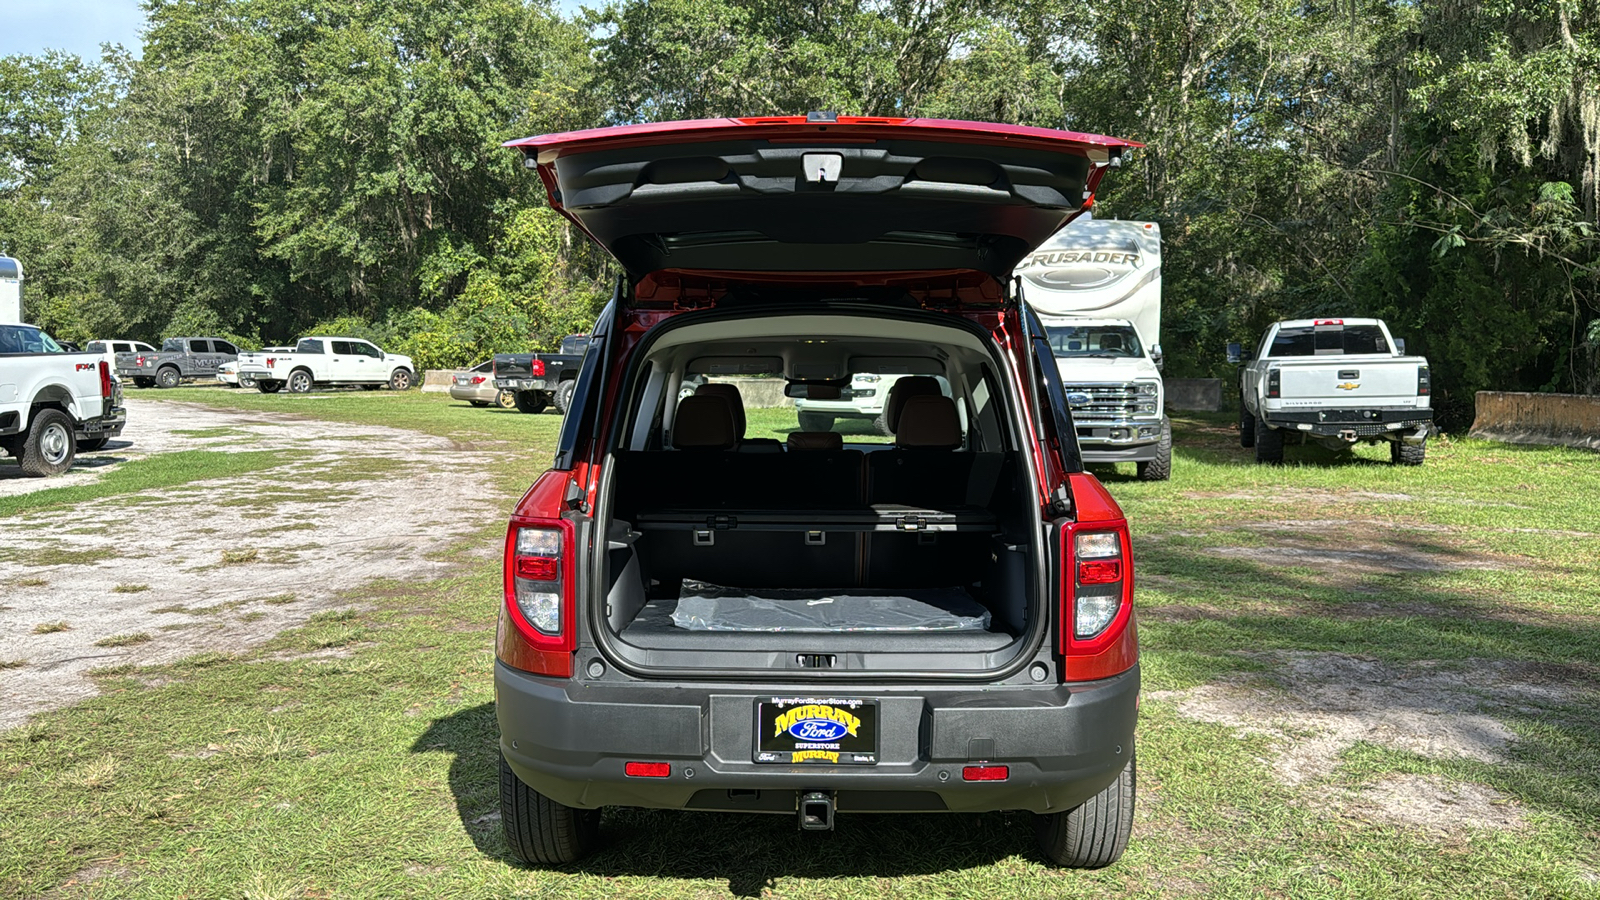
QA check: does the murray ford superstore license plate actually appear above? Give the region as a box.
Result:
[754,697,878,765]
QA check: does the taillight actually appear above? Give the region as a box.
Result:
[1060,474,1138,682]
[470,375,487,384]
[529,359,546,377]
[136,355,147,367]
[1417,366,1430,397]
[502,517,576,677]
[98,361,113,400]
[1266,368,1280,399]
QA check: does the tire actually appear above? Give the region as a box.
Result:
[500,754,599,866]
[19,408,76,477]
[469,400,489,408]
[287,369,314,393]
[1036,750,1136,869]
[1239,402,1255,448]
[1391,437,1426,466]
[239,375,257,389]
[155,367,180,389]
[797,412,834,432]
[361,384,381,391]
[1137,422,1172,481]
[133,377,156,389]
[77,436,110,452]
[257,380,284,393]
[873,412,892,436]
[514,390,549,415]
[496,389,518,410]
[554,379,576,415]
[388,368,413,391]
[1254,416,1283,464]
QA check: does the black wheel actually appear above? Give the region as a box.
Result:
[19,408,76,477]
[554,379,576,415]
[133,377,156,389]
[496,389,518,410]
[1391,437,1426,466]
[873,412,893,436]
[287,369,314,393]
[1239,402,1255,448]
[257,380,284,393]
[388,368,413,390]
[469,400,489,408]
[155,367,180,389]
[514,390,549,414]
[797,412,834,432]
[1254,416,1283,464]
[77,436,110,452]
[500,754,599,866]
[1036,749,1135,868]
[1137,422,1172,481]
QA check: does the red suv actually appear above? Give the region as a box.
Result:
[495,114,1141,868]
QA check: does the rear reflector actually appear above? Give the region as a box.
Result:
[962,765,1009,782]
[625,762,671,778]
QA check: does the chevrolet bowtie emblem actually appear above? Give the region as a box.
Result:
[1336,382,1359,390]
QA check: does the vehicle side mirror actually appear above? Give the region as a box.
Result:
[1226,342,1242,364]
[1393,338,1405,355]
[1150,343,1165,371]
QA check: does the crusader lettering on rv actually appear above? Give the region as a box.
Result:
[1022,250,1143,268]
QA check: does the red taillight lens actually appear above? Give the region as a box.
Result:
[98,361,113,400]
[962,765,1009,782]
[471,375,487,384]
[502,518,576,677]
[1077,559,1122,585]
[625,762,671,778]
[529,359,546,377]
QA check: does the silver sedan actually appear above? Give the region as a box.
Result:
[449,360,515,408]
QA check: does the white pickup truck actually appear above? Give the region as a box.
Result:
[235,337,416,393]
[1230,318,1432,465]
[1,323,126,476]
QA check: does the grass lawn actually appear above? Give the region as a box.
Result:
[2,398,1598,898]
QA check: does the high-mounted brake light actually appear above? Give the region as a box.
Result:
[1314,319,1344,325]
[502,517,576,677]
[1417,365,1430,397]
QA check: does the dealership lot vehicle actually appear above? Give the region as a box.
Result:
[493,115,1142,868]
[494,334,589,414]
[236,337,415,393]
[85,338,158,374]
[450,360,516,408]
[215,359,257,388]
[1230,318,1432,465]
[115,336,241,388]
[0,323,125,474]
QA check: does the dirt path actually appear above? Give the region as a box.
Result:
[0,398,519,731]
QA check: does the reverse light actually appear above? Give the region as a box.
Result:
[962,765,1009,782]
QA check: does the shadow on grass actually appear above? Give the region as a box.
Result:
[414,703,1034,892]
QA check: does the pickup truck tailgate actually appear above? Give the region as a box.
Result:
[1279,361,1418,407]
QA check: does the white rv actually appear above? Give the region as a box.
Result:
[1017,217,1170,480]
[1,256,21,324]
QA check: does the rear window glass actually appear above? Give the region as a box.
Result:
[297,339,324,353]
[163,338,183,351]
[1270,325,1389,356]
[0,325,63,353]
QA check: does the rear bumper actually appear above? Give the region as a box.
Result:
[449,385,500,402]
[496,378,551,391]
[1264,406,1432,440]
[496,662,1139,814]
[78,407,126,439]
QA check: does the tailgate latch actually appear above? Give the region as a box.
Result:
[896,516,928,532]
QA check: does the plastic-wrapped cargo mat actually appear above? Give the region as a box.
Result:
[671,580,991,632]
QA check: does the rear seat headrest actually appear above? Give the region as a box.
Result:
[894,395,962,450]
[693,383,746,438]
[674,395,738,450]
[787,431,843,451]
[885,376,943,433]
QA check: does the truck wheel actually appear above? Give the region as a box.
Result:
[19,408,76,477]
[1391,437,1426,466]
[155,367,181,389]
[1137,422,1172,481]
[1254,416,1284,464]
[797,412,834,432]
[388,368,413,390]
[287,369,314,393]
[1239,404,1255,448]
[515,390,549,415]
[873,412,892,436]
[257,380,284,393]
[133,377,156,389]
[1036,749,1135,868]
[77,436,110,452]
[496,389,518,410]
[239,375,257,389]
[554,379,576,415]
[500,754,599,866]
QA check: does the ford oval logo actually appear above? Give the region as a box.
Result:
[1066,392,1092,408]
[787,719,850,741]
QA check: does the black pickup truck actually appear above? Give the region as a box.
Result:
[492,334,588,414]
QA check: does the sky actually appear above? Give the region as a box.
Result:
[0,0,590,60]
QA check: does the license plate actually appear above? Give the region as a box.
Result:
[754,698,877,765]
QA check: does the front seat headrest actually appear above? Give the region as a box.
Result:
[674,395,738,450]
[693,382,747,438]
[885,376,943,433]
[787,431,843,451]
[893,395,962,450]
